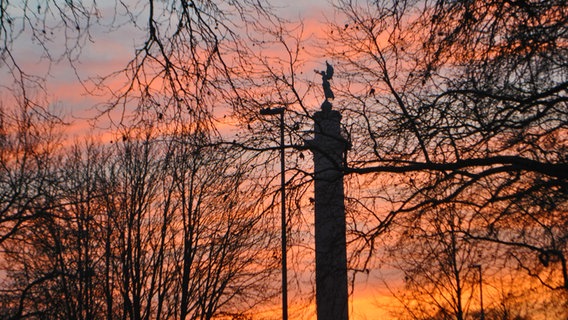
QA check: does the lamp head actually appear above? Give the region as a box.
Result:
[260,107,285,115]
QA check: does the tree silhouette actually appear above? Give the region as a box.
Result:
[1,0,566,318]
[319,0,567,316]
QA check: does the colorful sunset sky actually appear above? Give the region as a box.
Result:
[0,1,395,319]
[5,0,562,318]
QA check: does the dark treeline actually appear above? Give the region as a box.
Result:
[0,0,567,319]
[0,109,279,319]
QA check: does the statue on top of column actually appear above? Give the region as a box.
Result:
[315,61,334,110]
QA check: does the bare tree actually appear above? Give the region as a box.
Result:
[0,2,296,318]
[0,117,280,319]
[3,0,565,318]
[310,0,568,315]
[0,98,65,242]
[386,205,476,320]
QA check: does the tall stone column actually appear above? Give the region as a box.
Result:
[306,101,349,320]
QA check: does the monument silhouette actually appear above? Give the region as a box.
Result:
[307,62,349,320]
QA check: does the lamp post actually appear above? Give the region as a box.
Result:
[470,264,484,320]
[260,107,288,320]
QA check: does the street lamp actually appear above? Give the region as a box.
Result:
[260,107,288,320]
[470,264,484,320]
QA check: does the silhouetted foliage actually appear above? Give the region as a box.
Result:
[0,124,279,319]
[318,0,567,317]
[1,0,566,318]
